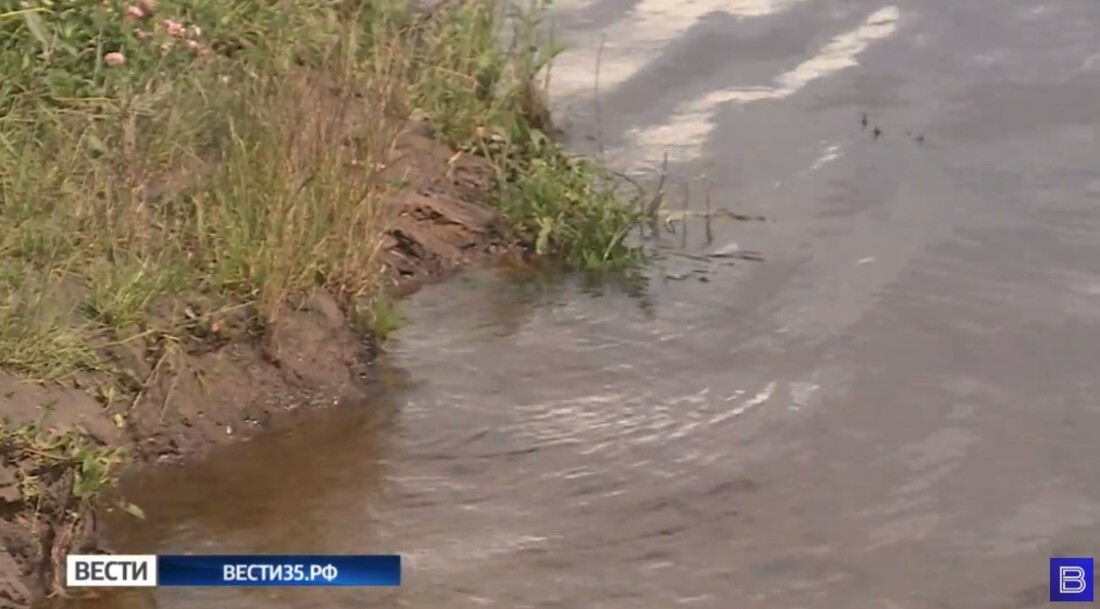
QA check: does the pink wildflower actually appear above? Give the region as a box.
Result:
[163,19,185,38]
[124,5,145,19]
[104,52,126,67]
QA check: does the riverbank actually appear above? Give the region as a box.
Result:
[0,1,649,605]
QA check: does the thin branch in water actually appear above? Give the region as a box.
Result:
[593,33,607,163]
[645,152,669,235]
[680,180,689,250]
[704,174,714,246]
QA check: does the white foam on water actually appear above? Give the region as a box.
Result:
[711,381,776,423]
[617,5,901,167]
[807,143,842,173]
[548,0,812,100]
[789,381,820,409]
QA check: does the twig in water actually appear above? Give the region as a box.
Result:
[542,19,556,97]
[610,169,647,203]
[704,174,714,246]
[660,250,713,263]
[645,152,669,235]
[679,181,689,250]
[593,33,607,163]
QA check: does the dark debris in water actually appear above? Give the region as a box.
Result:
[659,245,765,283]
[862,112,926,143]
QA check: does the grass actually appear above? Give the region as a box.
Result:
[0,0,654,394]
[0,0,658,591]
[362,292,405,343]
[410,0,652,268]
[0,419,127,505]
[0,417,144,595]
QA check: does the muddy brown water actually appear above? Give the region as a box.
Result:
[70,0,1100,607]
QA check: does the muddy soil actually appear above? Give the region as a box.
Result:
[0,125,526,609]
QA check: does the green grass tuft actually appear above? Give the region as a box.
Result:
[410,0,652,270]
[0,0,654,390]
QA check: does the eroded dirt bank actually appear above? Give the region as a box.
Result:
[0,126,526,609]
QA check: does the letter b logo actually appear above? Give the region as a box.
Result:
[1051,557,1094,602]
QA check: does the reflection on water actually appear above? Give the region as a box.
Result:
[65,377,404,609]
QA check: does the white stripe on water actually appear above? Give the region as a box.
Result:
[549,0,813,100]
[616,5,901,167]
[546,0,900,168]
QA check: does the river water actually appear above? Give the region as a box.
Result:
[70,0,1100,607]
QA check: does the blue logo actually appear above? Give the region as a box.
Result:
[1051,557,1094,602]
